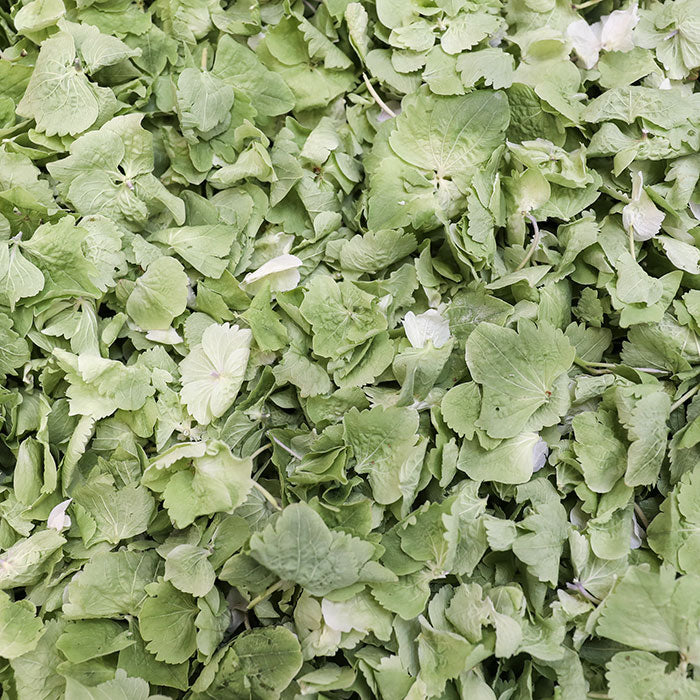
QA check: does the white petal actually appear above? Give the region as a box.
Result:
[567,19,602,69]
[630,511,644,549]
[402,310,451,349]
[532,438,549,472]
[659,77,672,90]
[48,499,72,530]
[600,4,639,52]
[622,171,665,241]
[242,254,303,294]
[146,327,183,344]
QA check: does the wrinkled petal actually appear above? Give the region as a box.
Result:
[402,309,451,349]
[600,4,639,52]
[145,327,183,344]
[532,438,550,472]
[242,254,303,294]
[567,18,602,69]
[622,171,665,241]
[48,499,72,530]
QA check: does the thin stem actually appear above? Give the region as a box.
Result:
[247,579,285,609]
[573,0,603,9]
[515,214,541,271]
[270,434,303,461]
[250,443,271,460]
[362,73,396,118]
[574,358,611,375]
[586,693,610,699]
[634,502,649,529]
[200,46,208,71]
[628,222,636,257]
[574,358,670,376]
[671,384,700,413]
[566,580,601,604]
[251,480,282,511]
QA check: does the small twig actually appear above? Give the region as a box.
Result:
[270,434,303,461]
[633,502,649,530]
[251,481,282,511]
[515,214,541,271]
[247,579,285,609]
[671,384,700,413]
[243,611,251,630]
[362,73,396,118]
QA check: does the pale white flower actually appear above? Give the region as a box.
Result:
[659,78,672,90]
[622,171,665,241]
[48,499,72,531]
[402,310,451,349]
[242,254,303,294]
[567,4,638,68]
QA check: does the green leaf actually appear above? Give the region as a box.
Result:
[64,550,161,618]
[139,579,198,664]
[597,565,700,659]
[16,32,102,136]
[127,256,189,331]
[0,593,44,659]
[606,650,700,700]
[164,544,216,597]
[300,276,388,360]
[457,432,542,484]
[467,321,575,439]
[343,406,419,505]
[389,88,510,189]
[249,502,379,596]
[56,620,134,663]
[73,474,155,545]
[193,627,302,700]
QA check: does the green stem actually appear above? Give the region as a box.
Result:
[362,72,396,118]
[633,502,649,529]
[670,384,700,413]
[573,0,603,9]
[250,443,271,460]
[270,435,303,461]
[251,480,282,511]
[515,214,541,271]
[247,579,285,609]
